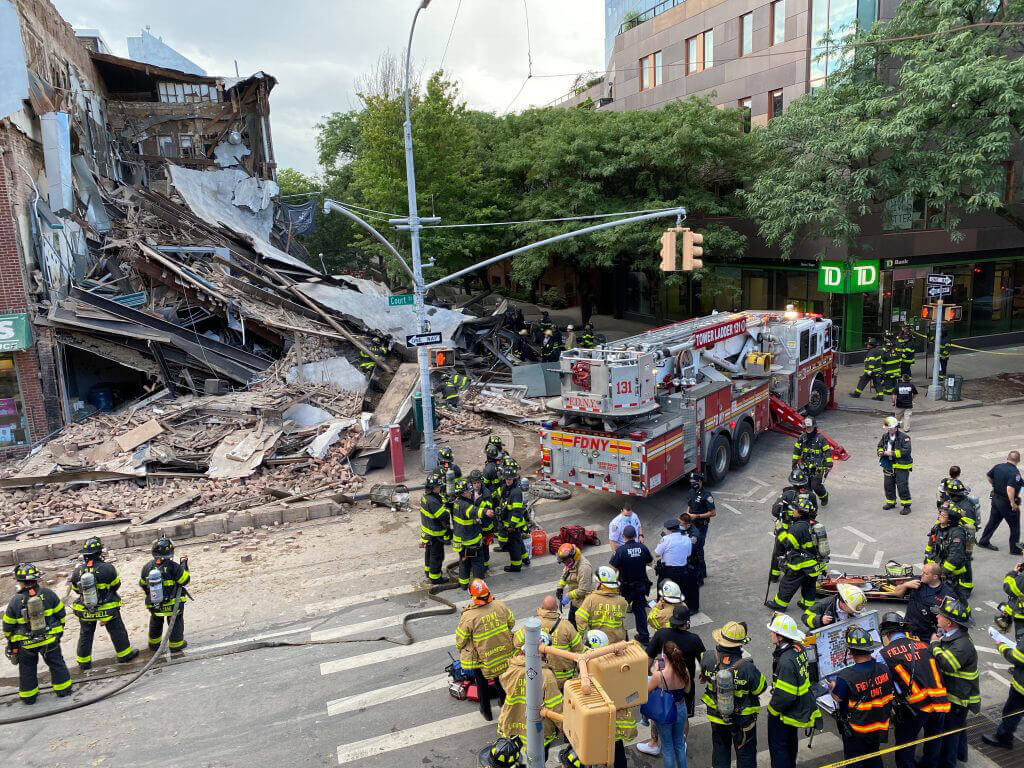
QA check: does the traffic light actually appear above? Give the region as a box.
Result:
[429,347,454,369]
[682,229,704,270]
[921,305,962,323]
[659,229,679,272]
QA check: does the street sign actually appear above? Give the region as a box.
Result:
[388,294,415,307]
[927,285,952,298]
[406,332,442,348]
[927,273,954,287]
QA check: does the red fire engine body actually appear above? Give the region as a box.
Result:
[539,309,844,496]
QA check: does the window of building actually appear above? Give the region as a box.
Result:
[769,89,784,119]
[158,82,219,105]
[882,194,946,231]
[157,136,177,158]
[810,0,877,89]
[687,30,715,74]
[179,135,196,158]
[771,0,786,45]
[640,51,664,90]
[0,356,28,447]
[739,97,752,132]
[740,13,753,56]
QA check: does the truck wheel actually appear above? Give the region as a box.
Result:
[806,378,828,417]
[706,434,731,485]
[730,421,755,468]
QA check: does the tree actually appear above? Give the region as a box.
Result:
[744,0,1024,258]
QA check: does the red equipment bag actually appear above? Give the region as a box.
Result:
[548,536,564,556]
[560,525,600,549]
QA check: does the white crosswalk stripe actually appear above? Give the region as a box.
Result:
[336,712,491,765]
[946,436,1013,450]
[327,674,449,716]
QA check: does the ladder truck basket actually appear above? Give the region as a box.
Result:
[768,394,849,461]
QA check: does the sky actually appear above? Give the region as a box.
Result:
[53,0,606,176]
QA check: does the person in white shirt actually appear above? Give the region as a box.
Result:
[609,505,643,551]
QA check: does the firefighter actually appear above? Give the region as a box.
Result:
[513,595,585,689]
[937,468,979,520]
[770,496,823,613]
[929,597,979,768]
[540,328,562,362]
[438,446,462,482]
[357,334,388,374]
[510,328,532,362]
[938,336,952,381]
[452,478,486,589]
[497,637,563,755]
[765,613,820,768]
[648,580,683,633]
[556,543,594,627]
[700,621,767,768]
[898,325,915,379]
[791,417,832,506]
[478,737,522,768]
[924,503,972,603]
[578,322,597,349]
[850,338,885,400]
[881,337,901,396]
[564,324,578,350]
[769,469,817,582]
[536,310,555,341]
[71,537,138,669]
[803,583,867,630]
[576,566,629,644]
[686,470,716,585]
[3,563,72,704]
[485,434,507,459]
[470,470,495,574]
[419,471,451,585]
[482,445,506,551]
[1000,561,1024,641]
[827,626,894,768]
[139,538,189,652]
[585,629,638,768]
[455,579,515,721]
[500,466,529,572]
[878,415,913,514]
[440,370,469,409]
[878,611,949,768]
[982,625,1024,750]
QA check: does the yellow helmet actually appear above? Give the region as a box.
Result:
[837,583,867,614]
[712,620,750,648]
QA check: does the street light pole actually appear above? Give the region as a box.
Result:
[403,0,439,471]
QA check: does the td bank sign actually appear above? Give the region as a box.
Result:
[817,260,880,294]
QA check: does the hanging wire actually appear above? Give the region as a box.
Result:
[502,0,534,115]
[439,0,463,70]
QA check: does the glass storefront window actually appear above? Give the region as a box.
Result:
[970,262,1013,337]
[1013,261,1024,330]
[0,355,28,447]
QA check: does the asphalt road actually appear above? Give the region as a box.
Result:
[3,399,1024,767]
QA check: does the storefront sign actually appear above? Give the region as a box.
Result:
[0,398,16,417]
[0,313,30,352]
[817,260,880,294]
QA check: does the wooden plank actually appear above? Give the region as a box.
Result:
[357,363,418,451]
[114,418,165,452]
[141,491,201,524]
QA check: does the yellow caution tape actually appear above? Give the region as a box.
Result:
[910,329,1024,356]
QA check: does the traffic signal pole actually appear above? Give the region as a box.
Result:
[928,297,944,401]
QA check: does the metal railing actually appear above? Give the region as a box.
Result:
[618,0,685,35]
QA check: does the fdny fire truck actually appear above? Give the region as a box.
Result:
[539,309,845,496]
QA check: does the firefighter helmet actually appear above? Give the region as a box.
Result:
[883,416,899,429]
[931,596,974,627]
[556,543,579,564]
[438,447,454,463]
[943,478,967,499]
[845,625,881,652]
[659,580,683,604]
[469,469,483,484]
[152,538,174,557]
[766,612,806,643]
[371,335,385,347]
[502,466,519,481]
[867,337,878,348]
[468,579,492,605]
[425,471,443,489]
[479,736,523,767]
[712,620,751,648]
[503,457,520,472]
[803,417,816,430]
[879,611,908,633]
[837,583,867,614]
[485,444,501,461]
[81,536,103,556]
[788,467,809,487]
[939,501,963,523]
[792,495,816,519]
[518,328,529,337]
[558,745,583,768]
[596,565,620,589]
[669,603,692,629]
[585,629,609,649]
[14,562,41,582]
[454,478,470,496]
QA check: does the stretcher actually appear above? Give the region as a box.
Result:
[816,561,917,601]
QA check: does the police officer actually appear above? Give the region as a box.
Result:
[791,417,832,506]
[878,416,913,514]
[982,624,1024,750]
[576,566,629,644]
[358,334,388,374]
[770,496,823,613]
[609,525,653,644]
[556,543,594,626]
[897,325,915,379]
[500,467,529,572]
[419,471,451,585]
[451,478,486,589]
[455,579,515,721]
[513,595,585,689]
[765,613,820,768]
[850,338,885,400]
[978,451,1023,554]
[828,626,894,768]
[3,563,72,703]
[540,329,562,362]
[924,503,972,603]
[139,538,190,652]
[71,537,138,668]
[701,621,767,768]
[878,611,949,768]
[930,597,979,768]
[686,471,716,584]
[655,518,693,595]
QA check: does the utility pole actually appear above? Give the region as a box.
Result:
[523,617,544,767]
[928,297,944,400]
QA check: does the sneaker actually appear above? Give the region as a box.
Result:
[636,742,661,756]
[982,733,1014,749]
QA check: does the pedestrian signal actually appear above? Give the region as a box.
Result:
[430,347,454,369]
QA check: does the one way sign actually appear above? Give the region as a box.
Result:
[927,273,954,287]
[406,332,442,348]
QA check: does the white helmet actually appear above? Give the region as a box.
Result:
[538,631,552,647]
[596,565,620,589]
[585,629,609,649]
[659,580,682,604]
[767,612,806,643]
[837,583,867,614]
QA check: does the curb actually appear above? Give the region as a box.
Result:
[837,393,1024,418]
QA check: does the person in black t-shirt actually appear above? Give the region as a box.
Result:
[979,451,1024,554]
[892,374,918,432]
[609,526,653,644]
[647,604,705,719]
[886,562,955,640]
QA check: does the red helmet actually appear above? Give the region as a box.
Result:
[469,579,492,605]
[556,543,578,564]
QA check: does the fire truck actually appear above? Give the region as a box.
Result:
[539,309,846,496]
